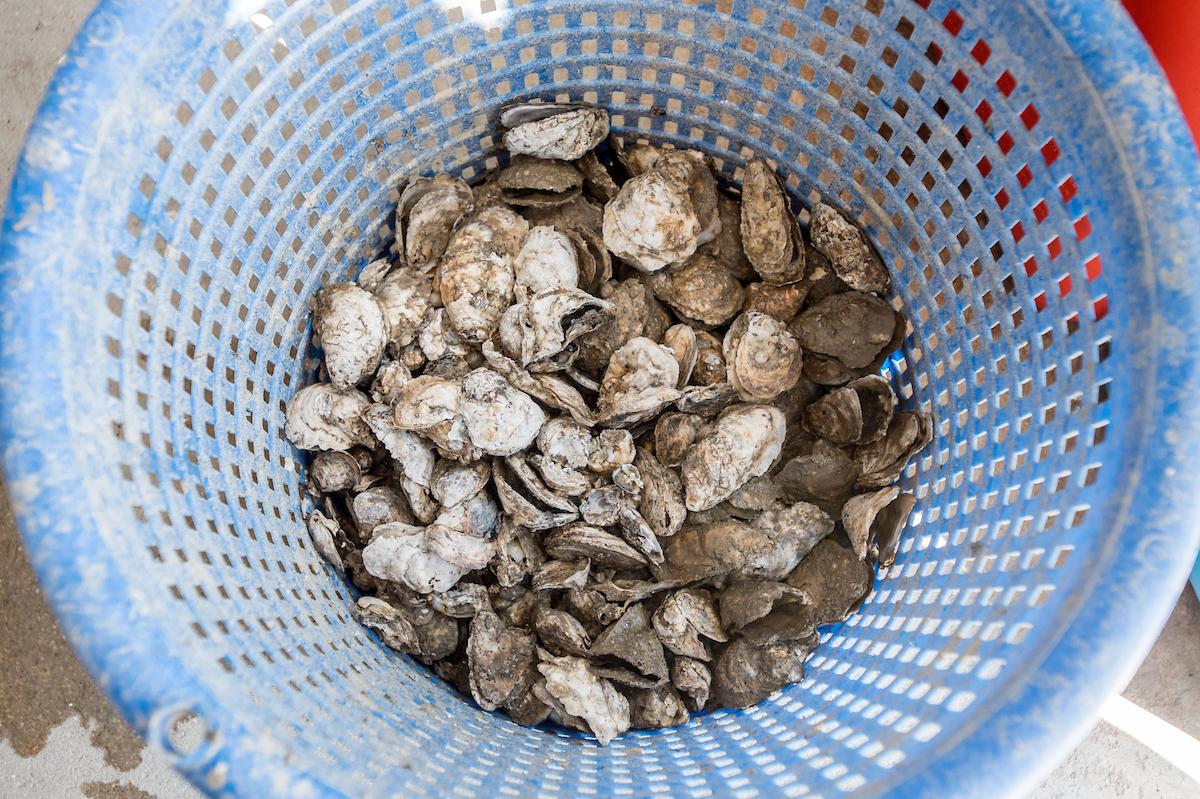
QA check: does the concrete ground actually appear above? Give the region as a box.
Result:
[1,2,1198,797]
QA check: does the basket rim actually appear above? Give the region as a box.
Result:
[1,1,1199,797]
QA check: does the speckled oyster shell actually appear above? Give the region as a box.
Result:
[774,438,860,515]
[653,412,704,468]
[803,386,864,444]
[809,202,889,295]
[602,159,701,272]
[869,491,916,566]
[534,605,593,657]
[723,311,803,403]
[566,224,613,295]
[711,637,812,708]
[575,278,670,375]
[739,159,805,285]
[355,596,421,654]
[854,410,933,488]
[498,155,584,207]
[498,288,613,368]
[718,578,810,631]
[591,604,669,680]
[635,448,687,537]
[351,485,415,535]
[492,456,578,531]
[751,501,836,579]
[662,324,699,387]
[307,450,361,493]
[429,583,491,618]
[681,404,786,511]
[502,104,610,161]
[543,523,648,570]
[534,418,593,496]
[580,484,628,526]
[587,429,636,474]
[361,522,469,594]
[743,281,808,323]
[398,175,475,273]
[430,461,491,509]
[362,403,436,486]
[657,149,722,245]
[790,292,899,369]
[671,657,711,712]
[785,534,874,625]
[305,509,345,571]
[392,375,460,430]
[481,341,596,428]
[691,330,727,386]
[842,486,901,561]
[514,225,579,301]
[522,193,605,239]
[468,609,537,711]
[675,382,741,417]
[313,283,387,389]
[536,653,631,745]
[577,150,621,203]
[615,505,663,565]
[458,368,545,456]
[651,589,727,661]
[437,243,515,343]
[596,337,682,428]
[452,204,530,259]
[647,253,745,329]
[285,383,372,452]
[699,193,757,281]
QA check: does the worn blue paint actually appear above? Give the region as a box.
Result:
[1,0,1198,797]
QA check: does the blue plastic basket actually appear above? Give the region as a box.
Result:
[2,0,1199,796]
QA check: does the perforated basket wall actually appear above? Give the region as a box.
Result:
[2,0,1199,796]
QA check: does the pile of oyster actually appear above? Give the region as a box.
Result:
[286,104,931,743]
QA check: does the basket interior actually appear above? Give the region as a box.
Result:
[4,0,1178,796]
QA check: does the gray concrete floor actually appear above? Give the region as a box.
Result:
[1,2,1198,797]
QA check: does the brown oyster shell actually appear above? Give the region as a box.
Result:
[739,159,805,285]
[723,311,804,402]
[809,201,890,295]
[647,252,745,329]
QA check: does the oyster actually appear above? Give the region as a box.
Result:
[629,685,690,730]
[498,155,584,207]
[615,505,664,565]
[870,492,916,566]
[363,403,436,485]
[723,311,803,402]
[492,457,578,531]
[719,578,809,631]
[514,225,579,301]
[739,159,805,285]
[775,439,861,514]
[745,500,835,579]
[468,609,537,711]
[587,429,636,473]
[361,522,469,594]
[369,360,412,404]
[653,412,705,468]
[532,558,591,592]
[591,605,669,680]
[803,386,864,444]
[651,589,727,660]
[285,383,372,452]
[351,485,415,535]
[597,337,682,428]
[657,149,722,244]
[429,583,491,618]
[482,341,596,427]
[437,242,515,343]
[662,324,699,387]
[398,175,474,273]
[743,281,807,323]
[305,509,344,571]
[711,637,813,708]
[430,461,491,509]
[534,605,593,657]
[459,368,545,456]
[536,653,631,745]
[849,374,897,444]
[575,278,670,374]
[842,486,902,560]
[809,202,889,295]
[579,484,627,526]
[452,204,529,259]
[691,331,727,386]
[308,450,362,493]
[355,596,420,654]
[855,410,933,487]
[791,292,899,369]
[602,159,701,272]
[681,404,786,511]
[502,104,610,161]
[699,193,756,281]
[636,448,687,537]
[313,283,387,389]
[535,418,593,496]
[577,150,620,203]
[372,266,434,349]
[671,657,711,712]
[647,253,744,328]
[498,288,613,367]
[785,533,874,625]
[543,523,647,570]
[392,375,461,431]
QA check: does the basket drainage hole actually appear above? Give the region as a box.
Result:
[150,704,220,768]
